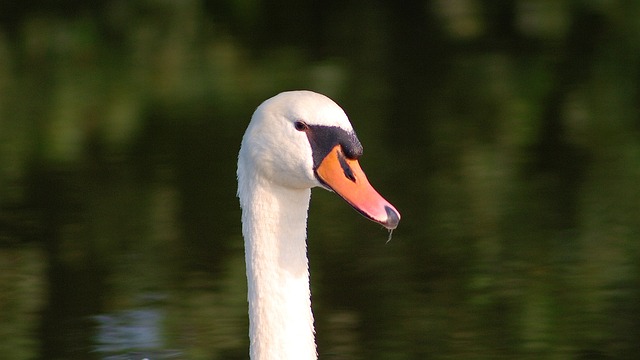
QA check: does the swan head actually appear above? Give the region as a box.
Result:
[238,90,400,230]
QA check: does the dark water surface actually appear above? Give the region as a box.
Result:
[1,2,640,359]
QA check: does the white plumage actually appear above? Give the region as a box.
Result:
[238,91,399,360]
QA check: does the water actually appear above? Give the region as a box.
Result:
[1,2,640,359]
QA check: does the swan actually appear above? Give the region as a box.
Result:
[237,90,400,360]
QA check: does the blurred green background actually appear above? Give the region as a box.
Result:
[1,1,639,359]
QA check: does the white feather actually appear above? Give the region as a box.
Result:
[237,91,355,360]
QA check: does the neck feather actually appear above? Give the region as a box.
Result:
[239,174,317,360]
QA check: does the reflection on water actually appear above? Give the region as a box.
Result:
[1,1,640,360]
[93,308,170,359]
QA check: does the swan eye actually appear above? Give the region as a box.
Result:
[294,121,308,131]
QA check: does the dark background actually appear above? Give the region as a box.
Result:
[1,1,639,359]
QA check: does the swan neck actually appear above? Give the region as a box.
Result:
[240,176,317,360]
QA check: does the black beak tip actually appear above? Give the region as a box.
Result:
[383,205,400,230]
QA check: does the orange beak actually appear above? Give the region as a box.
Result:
[315,145,400,229]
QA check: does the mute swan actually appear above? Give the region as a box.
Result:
[237,90,400,360]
